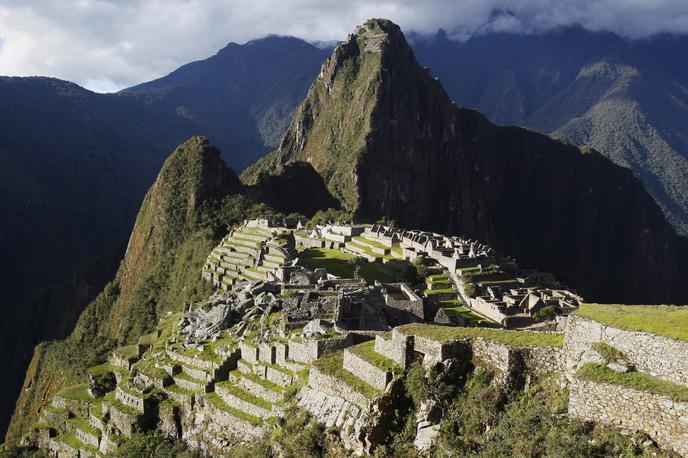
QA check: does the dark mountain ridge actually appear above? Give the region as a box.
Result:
[123,36,329,169]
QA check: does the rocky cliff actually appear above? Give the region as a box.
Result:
[246,19,688,304]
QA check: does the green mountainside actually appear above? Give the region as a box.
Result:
[5,137,277,441]
[245,19,688,305]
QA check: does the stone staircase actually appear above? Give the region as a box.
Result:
[295,337,401,443]
[202,225,293,289]
[34,382,125,457]
[343,234,404,262]
[199,340,308,426]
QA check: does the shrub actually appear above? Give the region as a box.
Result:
[114,431,197,458]
[306,208,353,228]
[533,305,559,322]
[412,256,428,280]
[591,342,625,363]
[404,363,430,406]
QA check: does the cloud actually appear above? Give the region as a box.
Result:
[0,0,686,92]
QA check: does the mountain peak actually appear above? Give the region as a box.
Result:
[251,18,688,304]
[120,136,241,295]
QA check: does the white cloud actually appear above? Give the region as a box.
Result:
[0,0,686,92]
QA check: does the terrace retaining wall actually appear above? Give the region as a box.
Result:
[564,315,688,385]
[569,378,688,456]
[343,348,392,391]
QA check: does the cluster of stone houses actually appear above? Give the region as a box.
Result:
[294,222,582,328]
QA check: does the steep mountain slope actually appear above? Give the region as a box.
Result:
[0,77,184,310]
[246,19,688,305]
[0,245,123,440]
[5,136,263,441]
[411,27,688,234]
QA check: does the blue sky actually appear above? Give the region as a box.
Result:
[0,0,686,93]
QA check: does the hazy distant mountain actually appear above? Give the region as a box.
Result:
[411,26,688,234]
[123,36,329,170]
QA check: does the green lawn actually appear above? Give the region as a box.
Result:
[205,392,262,426]
[67,418,101,438]
[441,304,498,327]
[166,384,200,397]
[30,423,55,432]
[114,344,139,361]
[298,248,393,283]
[347,341,401,374]
[353,235,390,250]
[312,351,383,399]
[86,363,113,377]
[424,288,458,295]
[398,324,564,347]
[576,303,688,342]
[233,370,282,393]
[577,363,688,402]
[55,384,93,402]
[215,381,273,410]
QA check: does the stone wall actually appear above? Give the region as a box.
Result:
[52,397,90,419]
[468,297,507,325]
[374,331,411,369]
[408,334,469,367]
[288,334,354,363]
[287,339,319,362]
[520,346,565,377]
[299,386,368,452]
[471,337,510,374]
[116,387,146,413]
[239,342,260,364]
[167,349,219,371]
[308,366,372,410]
[215,385,271,418]
[343,349,392,391]
[42,406,70,426]
[76,427,100,448]
[259,343,276,364]
[569,378,688,456]
[564,315,688,385]
[107,403,141,437]
[99,434,121,455]
[158,402,181,439]
[182,397,264,455]
[383,283,424,321]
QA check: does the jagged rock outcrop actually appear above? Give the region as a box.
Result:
[246,18,688,304]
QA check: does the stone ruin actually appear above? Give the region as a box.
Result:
[36,222,687,458]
